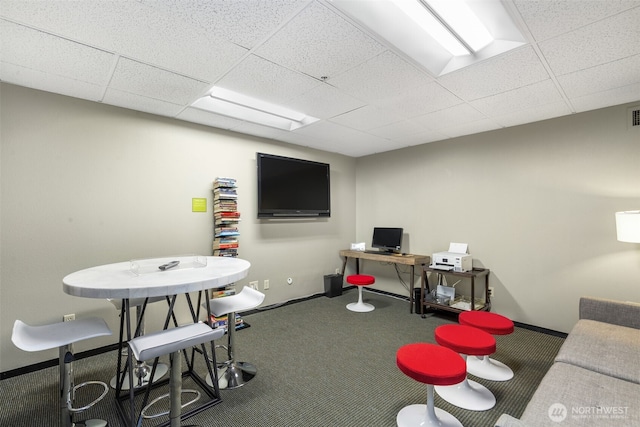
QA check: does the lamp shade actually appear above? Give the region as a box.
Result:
[615,211,640,243]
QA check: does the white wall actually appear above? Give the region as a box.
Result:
[0,84,356,372]
[355,102,640,333]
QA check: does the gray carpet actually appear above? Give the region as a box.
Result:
[0,290,565,426]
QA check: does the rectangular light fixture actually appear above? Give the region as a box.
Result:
[191,87,318,131]
[328,0,525,76]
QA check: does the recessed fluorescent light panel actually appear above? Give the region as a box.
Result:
[191,87,319,131]
[328,0,526,76]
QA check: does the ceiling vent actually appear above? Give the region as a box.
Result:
[629,105,640,131]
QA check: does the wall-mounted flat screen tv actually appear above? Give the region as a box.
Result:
[257,153,331,218]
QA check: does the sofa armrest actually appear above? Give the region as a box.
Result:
[579,297,640,329]
[494,414,528,427]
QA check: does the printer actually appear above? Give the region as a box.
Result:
[431,242,472,272]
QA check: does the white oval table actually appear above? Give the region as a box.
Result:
[63,255,250,427]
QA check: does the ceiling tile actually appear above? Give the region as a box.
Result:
[254,1,385,79]
[109,58,210,105]
[514,0,640,42]
[214,54,320,106]
[471,80,565,117]
[293,120,390,156]
[102,89,186,117]
[329,105,402,131]
[438,46,550,101]
[375,81,463,119]
[0,62,106,101]
[0,20,115,86]
[367,120,428,140]
[438,118,502,139]
[539,7,640,76]
[570,83,640,113]
[493,101,573,128]
[556,53,640,98]
[412,104,487,131]
[144,0,310,49]
[286,82,366,120]
[328,50,435,103]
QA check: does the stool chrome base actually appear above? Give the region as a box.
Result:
[346,301,375,312]
[206,361,257,389]
[397,404,462,427]
[71,420,107,427]
[435,378,496,411]
[110,362,169,390]
[467,355,514,381]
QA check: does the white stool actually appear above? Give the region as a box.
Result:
[206,286,265,389]
[12,317,112,427]
[108,297,169,390]
[128,323,225,427]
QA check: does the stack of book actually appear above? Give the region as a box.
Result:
[213,177,240,257]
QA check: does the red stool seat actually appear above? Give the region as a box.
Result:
[435,324,496,356]
[459,311,515,381]
[397,343,466,386]
[346,274,375,286]
[459,311,514,335]
[396,343,465,427]
[433,324,497,411]
[346,275,375,312]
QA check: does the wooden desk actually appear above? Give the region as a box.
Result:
[339,250,430,313]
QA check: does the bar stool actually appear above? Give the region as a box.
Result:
[129,323,225,427]
[12,317,112,427]
[206,286,265,389]
[434,324,497,411]
[346,274,375,312]
[459,310,515,381]
[396,343,466,427]
[108,297,169,390]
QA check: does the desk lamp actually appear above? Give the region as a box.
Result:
[616,211,640,243]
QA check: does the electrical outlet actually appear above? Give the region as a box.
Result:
[249,281,258,290]
[335,268,340,274]
[63,313,75,322]
[488,287,495,298]
[263,279,270,290]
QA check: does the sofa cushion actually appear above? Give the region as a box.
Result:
[519,362,639,426]
[555,319,640,384]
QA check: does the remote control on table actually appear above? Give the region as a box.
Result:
[158,260,180,271]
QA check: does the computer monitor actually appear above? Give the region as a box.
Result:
[371,227,403,253]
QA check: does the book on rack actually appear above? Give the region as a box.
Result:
[213,177,237,188]
[213,249,238,257]
[215,231,240,238]
[215,211,241,218]
[210,313,243,329]
[213,242,239,250]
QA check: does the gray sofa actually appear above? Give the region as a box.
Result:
[495,297,640,427]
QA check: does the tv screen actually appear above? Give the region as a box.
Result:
[257,153,331,218]
[371,227,403,253]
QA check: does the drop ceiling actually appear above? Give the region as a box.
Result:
[1,0,639,157]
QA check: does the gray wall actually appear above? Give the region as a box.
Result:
[0,84,356,371]
[355,103,640,332]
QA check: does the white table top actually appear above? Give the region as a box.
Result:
[63,256,250,299]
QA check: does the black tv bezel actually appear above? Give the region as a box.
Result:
[371,227,404,253]
[257,152,331,219]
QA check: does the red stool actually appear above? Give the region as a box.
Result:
[459,311,514,381]
[434,324,497,411]
[346,274,375,312]
[396,343,466,427]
